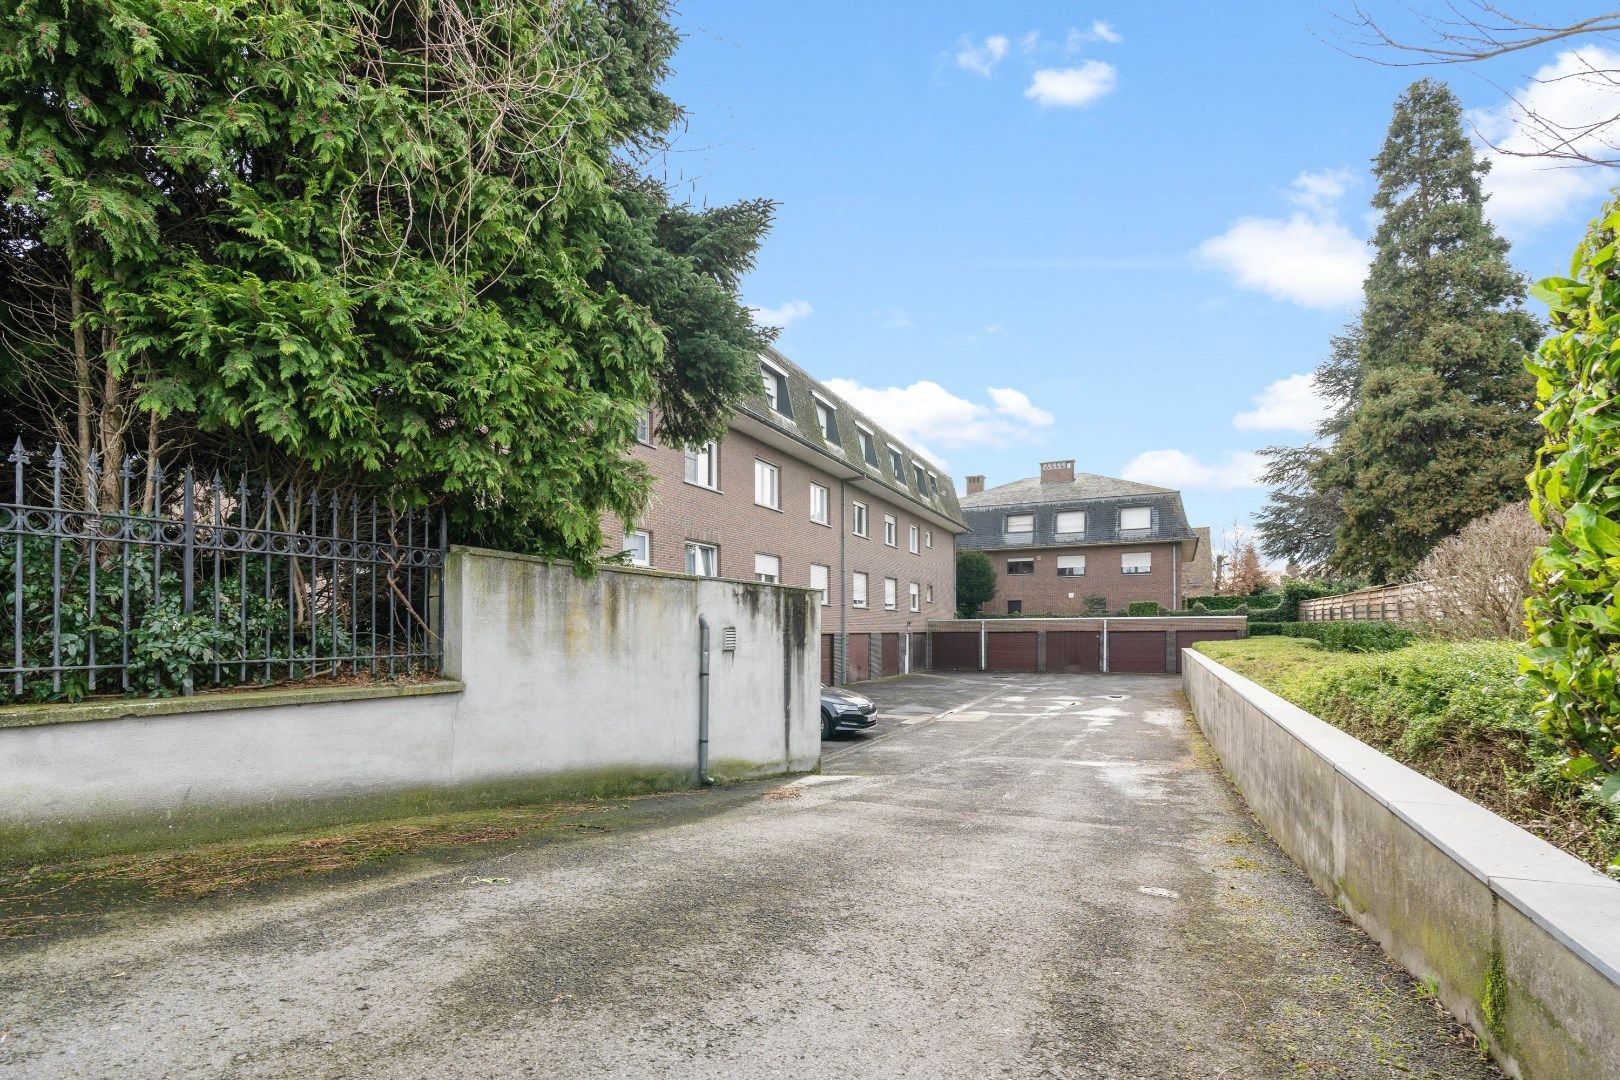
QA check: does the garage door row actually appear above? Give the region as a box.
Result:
[929,627,1241,675]
[819,632,926,684]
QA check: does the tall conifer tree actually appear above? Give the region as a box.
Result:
[1318,79,1542,582]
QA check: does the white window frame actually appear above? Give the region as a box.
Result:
[856,426,878,466]
[883,577,898,611]
[1005,513,1035,534]
[889,446,905,478]
[1122,551,1153,575]
[624,529,651,567]
[852,501,868,537]
[1057,555,1086,577]
[634,409,653,445]
[1055,510,1086,536]
[810,483,830,525]
[685,541,718,578]
[908,524,919,554]
[1007,558,1035,575]
[753,459,780,510]
[1120,506,1152,532]
[683,441,719,490]
[810,563,830,606]
[884,514,897,547]
[852,571,868,608]
[926,583,934,604]
[925,529,933,549]
[754,552,780,584]
[760,361,790,415]
[813,397,838,443]
[908,582,920,612]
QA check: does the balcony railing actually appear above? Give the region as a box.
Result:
[1001,532,1035,545]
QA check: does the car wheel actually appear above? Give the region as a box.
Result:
[821,712,836,740]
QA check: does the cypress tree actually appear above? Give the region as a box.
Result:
[1319,79,1543,582]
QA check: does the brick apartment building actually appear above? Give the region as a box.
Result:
[957,460,1207,615]
[606,347,966,684]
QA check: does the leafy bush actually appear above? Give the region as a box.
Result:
[1196,637,1620,875]
[1245,620,1414,652]
[1082,594,1108,616]
[1527,208,1620,799]
[1126,601,1162,617]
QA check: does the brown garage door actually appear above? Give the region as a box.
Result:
[1108,630,1167,673]
[881,633,901,677]
[846,633,871,683]
[909,633,926,673]
[1172,629,1242,672]
[986,631,1037,672]
[1048,631,1101,673]
[931,631,979,671]
[820,634,834,685]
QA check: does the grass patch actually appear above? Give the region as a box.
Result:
[1196,636,1620,876]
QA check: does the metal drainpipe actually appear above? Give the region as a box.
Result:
[838,479,848,685]
[1101,617,1110,673]
[697,615,713,786]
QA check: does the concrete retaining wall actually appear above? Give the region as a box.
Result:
[1183,649,1620,1080]
[0,547,819,847]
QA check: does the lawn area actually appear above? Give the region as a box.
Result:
[1196,637,1620,877]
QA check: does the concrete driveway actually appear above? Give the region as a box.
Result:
[0,672,1495,1078]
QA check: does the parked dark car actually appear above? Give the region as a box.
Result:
[821,685,878,739]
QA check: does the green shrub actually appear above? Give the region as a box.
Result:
[1126,601,1162,617]
[1082,594,1108,616]
[1244,620,1414,652]
[1526,204,1620,799]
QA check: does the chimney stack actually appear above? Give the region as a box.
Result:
[965,475,985,495]
[1040,459,1075,484]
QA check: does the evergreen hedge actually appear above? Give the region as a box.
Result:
[1246,621,1414,652]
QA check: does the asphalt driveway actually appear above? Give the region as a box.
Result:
[0,672,1495,1078]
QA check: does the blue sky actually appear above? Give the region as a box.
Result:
[659,2,1619,549]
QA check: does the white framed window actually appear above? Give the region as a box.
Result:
[908,582,920,612]
[634,409,652,445]
[889,446,904,478]
[883,577,898,610]
[760,362,791,416]
[1122,551,1152,575]
[814,398,838,442]
[1055,510,1086,536]
[683,441,719,490]
[884,514,897,547]
[1005,513,1035,535]
[856,427,878,466]
[911,463,926,491]
[852,501,868,537]
[908,524,919,554]
[926,471,938,495]
[624,530,651,567]
[754,553,780,583]
[810,483,830,525]
[810,563,830,606]
[925,529,933,549]
[1120,506,1152,532]
[1007,558,1034,575]
[926,584,934,603]
[1057,555,1086,577]
[754,459,780,510]
[852,571,868,608]
[685,542,718,578]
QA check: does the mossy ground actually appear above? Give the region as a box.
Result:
[1197,637,1620,875]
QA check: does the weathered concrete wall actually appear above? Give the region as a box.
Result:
[0,547,818,849]
[1183,649,1620,1080]
[443,547,820,784]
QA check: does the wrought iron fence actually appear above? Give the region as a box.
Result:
[3,440,446,702]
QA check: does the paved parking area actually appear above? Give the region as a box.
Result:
[0,673,1495,1078]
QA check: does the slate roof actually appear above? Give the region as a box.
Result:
[956,471,1196,552]
[735,347,966,530]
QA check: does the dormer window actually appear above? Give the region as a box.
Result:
[857,426,878,467]
[760,362,791,418]
[911,463,926,491]
[813,397,838,442]
[1120,506,1152,532]
[889,446,904,477]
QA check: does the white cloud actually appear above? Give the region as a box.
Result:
[1065,21,1122,52]
[1019,30,1042,55]
[956,34,1010,77]
[749,299,812,328]
[820,378,1053,468]
[1232,373,1330,433]
[875,307,913,329]
[987,386,1055,427]
[1025,61,1118,108]
[1197,170,1368,308]
[1121,449,1265,490]
[1469,46,1620,231]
